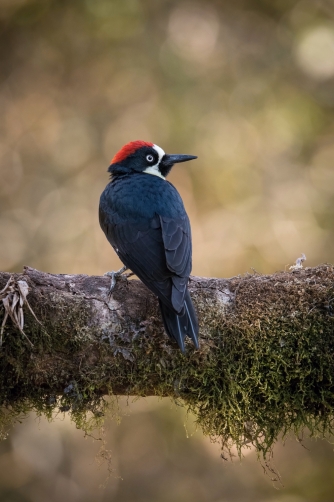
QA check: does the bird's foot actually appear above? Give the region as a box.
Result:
[104,266,128,296]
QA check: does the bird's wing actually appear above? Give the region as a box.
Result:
[159,215,191,277]
[100,210,172,300]
[100,208,191,312]
[159,215,192,312]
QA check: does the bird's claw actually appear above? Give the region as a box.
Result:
[104,266,128,296]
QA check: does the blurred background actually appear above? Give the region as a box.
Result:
[1,0,334,500]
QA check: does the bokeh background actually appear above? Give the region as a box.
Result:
[1,0,334,500]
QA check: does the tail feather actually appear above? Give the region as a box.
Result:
[159,290,199,352]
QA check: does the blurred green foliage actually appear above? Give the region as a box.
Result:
[1,0,334,500]
[1,0,334,279]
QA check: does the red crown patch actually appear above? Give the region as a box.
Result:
[111,140,154,164]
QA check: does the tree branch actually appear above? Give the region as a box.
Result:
[0,265,334,457]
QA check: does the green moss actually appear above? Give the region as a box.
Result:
[110,267,334,462]
[182,272,334,460]
[1,267,334,464]
[0,287,111,439]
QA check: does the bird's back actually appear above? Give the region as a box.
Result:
[100,173,186,223]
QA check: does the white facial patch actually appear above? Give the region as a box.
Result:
[143,144,166,180]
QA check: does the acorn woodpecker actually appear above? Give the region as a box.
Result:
[99,140,199,353]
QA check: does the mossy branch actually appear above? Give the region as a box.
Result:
[0,265,334,459]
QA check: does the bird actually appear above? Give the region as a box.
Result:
[99,140,199,353]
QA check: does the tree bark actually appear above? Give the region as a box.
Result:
[0,265,334,455]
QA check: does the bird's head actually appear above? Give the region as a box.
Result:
[108,140,197,179]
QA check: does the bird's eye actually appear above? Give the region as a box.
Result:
[146,154,154,163]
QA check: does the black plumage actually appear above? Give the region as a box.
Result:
[99,141,199,352]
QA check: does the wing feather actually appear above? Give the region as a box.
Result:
[160,216,191,278]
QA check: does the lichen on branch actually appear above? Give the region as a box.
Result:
[0,265,334,461]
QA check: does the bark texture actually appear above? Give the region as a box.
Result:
[0,265,334,456]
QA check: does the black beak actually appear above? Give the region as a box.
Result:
[163,154,197,166]
[160,153,197,177]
